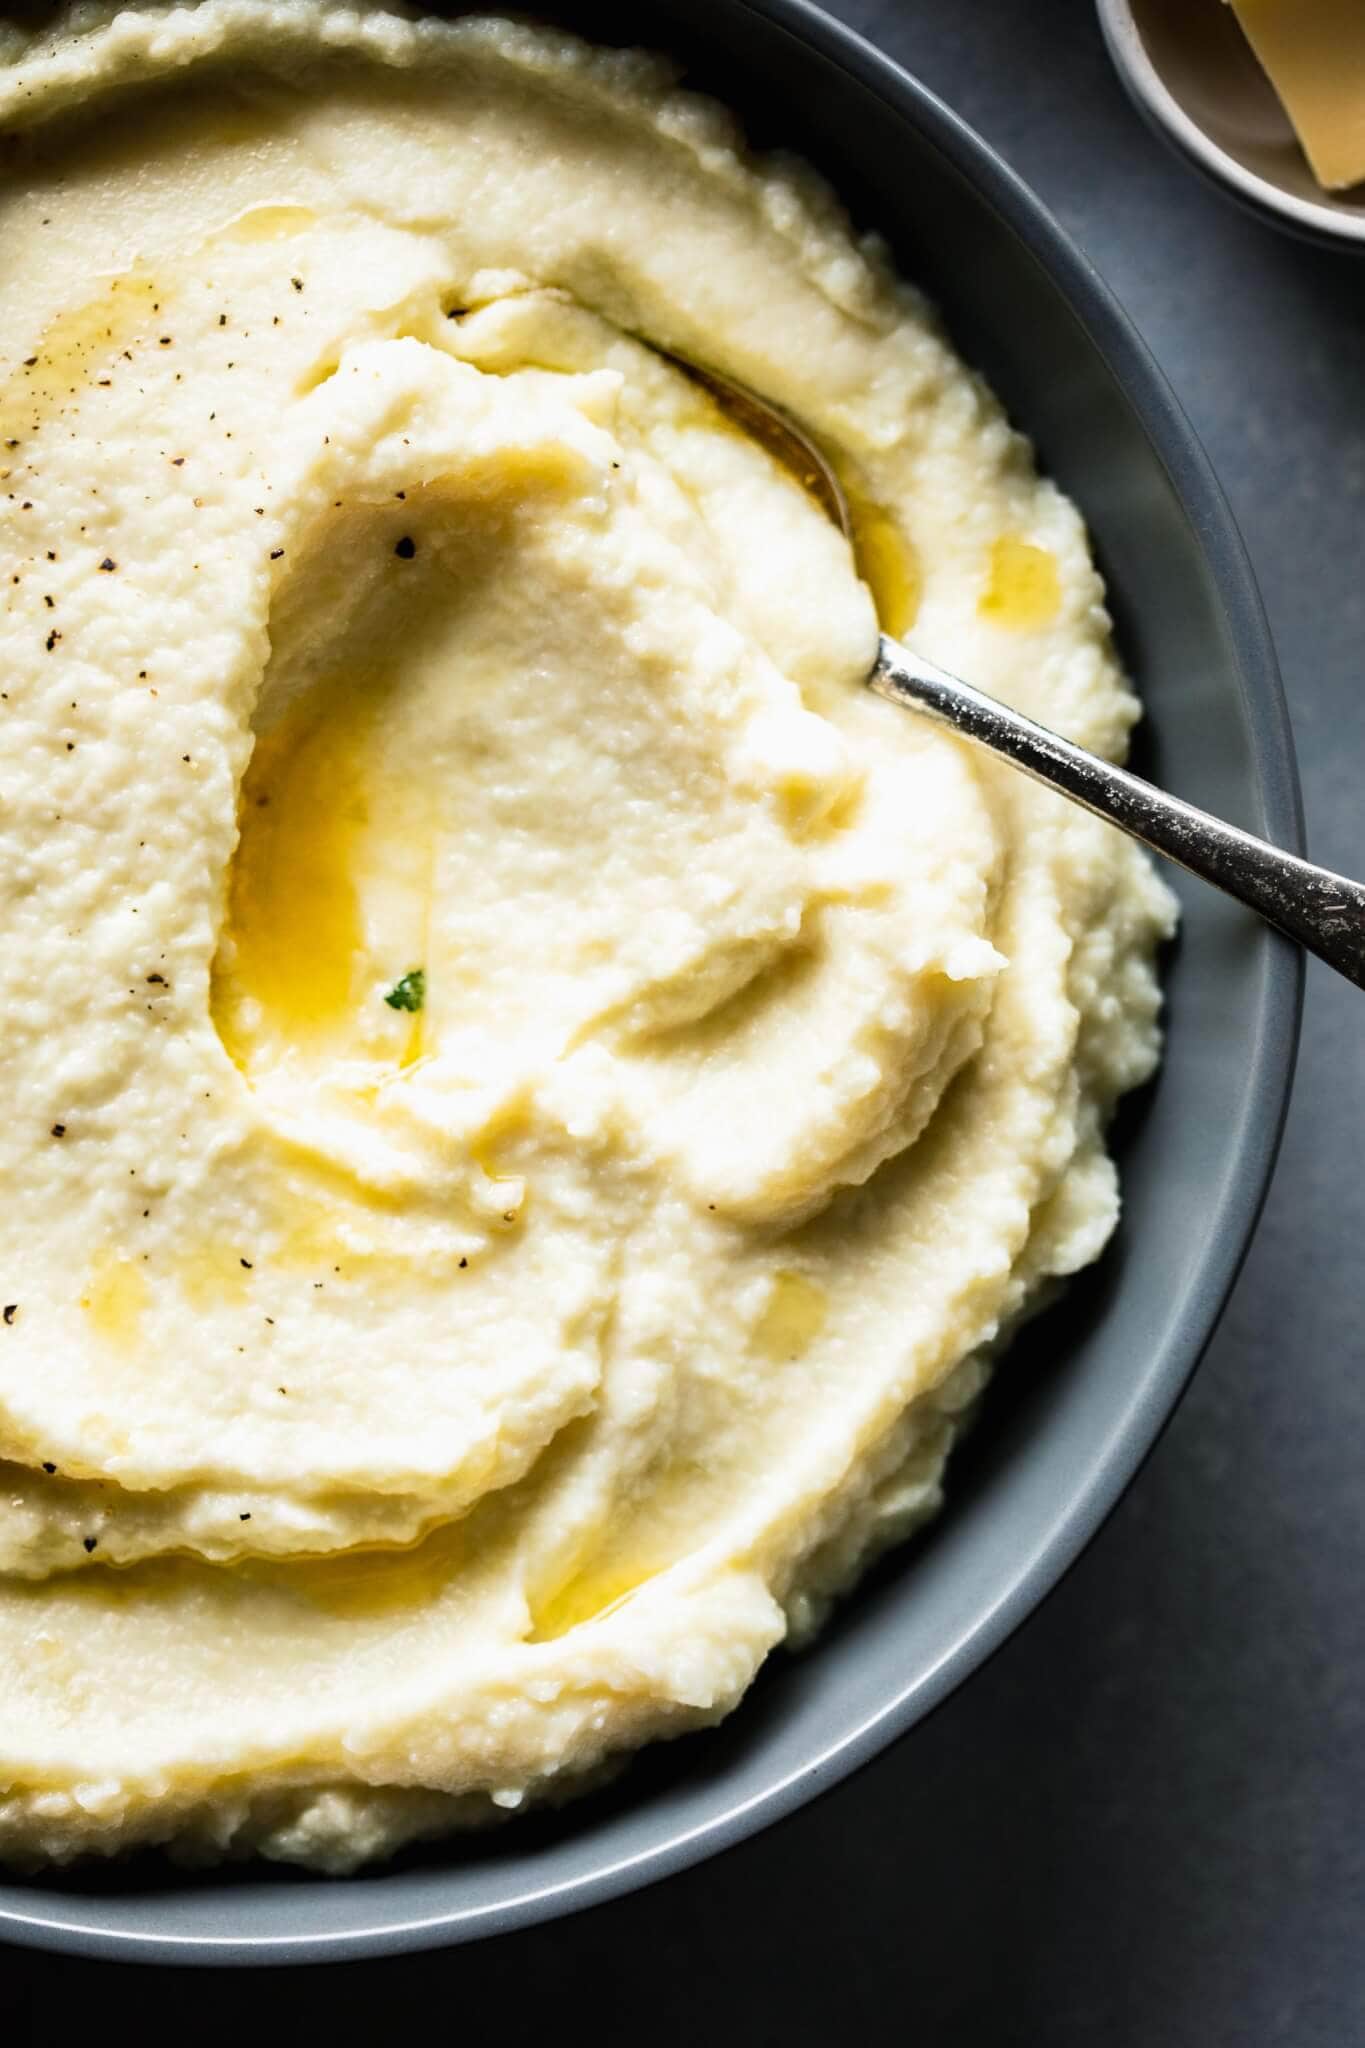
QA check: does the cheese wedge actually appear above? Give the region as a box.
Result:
[1228,0,1365,191]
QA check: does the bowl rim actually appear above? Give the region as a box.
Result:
[1095,0,1365,250]
[0,0,1304,1967]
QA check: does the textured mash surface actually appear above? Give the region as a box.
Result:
[0,2,1175,1871]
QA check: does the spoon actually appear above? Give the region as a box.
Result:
[677,357,1365,990]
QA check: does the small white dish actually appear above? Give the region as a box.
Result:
[1098,0,1365,249]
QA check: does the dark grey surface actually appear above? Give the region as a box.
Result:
[1,0,1360,2035]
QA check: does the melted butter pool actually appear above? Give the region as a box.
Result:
[212,660,433,1075]
[528,1562,655,1641]
[79,1250,149,1347]
[978,535,1061,629]
[214,682,374,1061]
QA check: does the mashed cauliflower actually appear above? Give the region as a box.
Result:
[0,2,1174,1870]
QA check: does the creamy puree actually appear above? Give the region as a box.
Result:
[0,3,1175,1871]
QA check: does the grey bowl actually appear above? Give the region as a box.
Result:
[0,0,1301,1966]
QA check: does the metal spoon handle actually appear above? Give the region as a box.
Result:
[872,636,1365,990]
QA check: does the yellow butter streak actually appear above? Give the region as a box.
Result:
[247,1520,469,1619]
[978,535,1061,630]
[228,696,368,1038]
[753,1269,827,1361]
[528,1563,654,1641]
[0,271,163,455]
[212,634,441,1076]
[79,1251,149,1346]
[849,491,921,640]
[178,1241,255,1312]
[212,682,377,1065]
[219,204,317,244]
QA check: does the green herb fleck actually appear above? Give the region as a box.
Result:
[383,968,425,1014]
